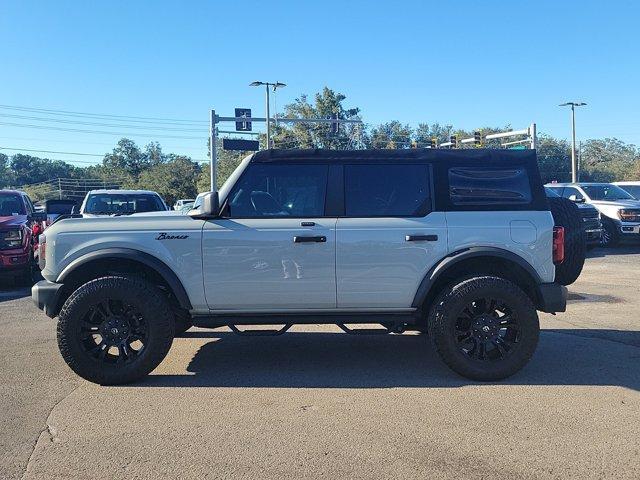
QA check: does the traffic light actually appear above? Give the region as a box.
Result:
[474,131,482,147]
[430,138,437,149]
[450,135,457,148]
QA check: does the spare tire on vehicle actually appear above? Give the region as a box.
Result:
[548,196,585,286]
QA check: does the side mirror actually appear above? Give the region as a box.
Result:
[568,195,585,203]
[188,192,220,219]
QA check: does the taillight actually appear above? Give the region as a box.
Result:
[38,234,46,270]
[553,226,565,264]
[32,223,42,237]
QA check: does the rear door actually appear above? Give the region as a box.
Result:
[335,163,447,309]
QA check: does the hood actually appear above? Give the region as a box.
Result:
[590,199,640,208]
[131,210,184,217]
[0,215,27,229]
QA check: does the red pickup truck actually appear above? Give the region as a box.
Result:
[0,190,46,284]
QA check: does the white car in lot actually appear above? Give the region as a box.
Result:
[33,149,568,385]
[79,190,169,217]
[546,182,640,247]
[173,199,195,211]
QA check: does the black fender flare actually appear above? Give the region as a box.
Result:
[57,248,192,310]
[411,247,543,309]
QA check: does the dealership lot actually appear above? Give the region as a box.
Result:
[1,248,639,479]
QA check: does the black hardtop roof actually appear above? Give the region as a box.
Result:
[250,148,537,165]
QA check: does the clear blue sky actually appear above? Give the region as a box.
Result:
[1,0,639,167]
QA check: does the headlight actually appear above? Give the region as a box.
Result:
[1,229,23,249]
[618,209,640,222]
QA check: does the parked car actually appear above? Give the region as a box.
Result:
[34,148,568,385]
[173,198,195,211]
[546,182,640,247]
[79,190,168,217]
[545,187,602,248]
[613,181,640,200]
[0,190,46,284]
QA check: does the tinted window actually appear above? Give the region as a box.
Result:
[85,193,165,214]
[227,164,328,218]
[0,194,26,216]
[449,167,531,205]
[345,164,431,217]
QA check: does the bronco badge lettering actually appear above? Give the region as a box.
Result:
[156,233,189,240]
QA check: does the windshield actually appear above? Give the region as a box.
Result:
[617,185,640,200]
[582,184,635,201]
[0,194,26,216]
[84,193,165,214]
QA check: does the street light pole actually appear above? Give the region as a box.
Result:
[265,85,271,149]
[560,102,586,183]
[250,81,286,149]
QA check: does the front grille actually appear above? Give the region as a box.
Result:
[580,210,600,231]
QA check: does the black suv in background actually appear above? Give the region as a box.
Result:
[545,187,602,247]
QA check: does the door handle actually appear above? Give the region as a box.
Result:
[405,235,438,242]
[293,235,326,243]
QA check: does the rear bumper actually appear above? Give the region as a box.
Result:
[32,280,64,318]
[537,282,567,313]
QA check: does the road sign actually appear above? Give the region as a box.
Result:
[222,138,260,151]
[234,108,252,131]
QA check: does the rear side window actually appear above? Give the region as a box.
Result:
[344,164,431,217]
[449,167,532,206]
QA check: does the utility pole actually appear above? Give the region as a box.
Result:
[210,109,217,191]
[560,102,586,183]
[250,81,286,149]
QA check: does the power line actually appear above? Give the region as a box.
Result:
[0,113,209,132]
[0,146,103,157]
[0,121,207,140]
[0,104,209,125]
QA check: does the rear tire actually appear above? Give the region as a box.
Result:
[428,276,539,381]
[57,276,175,385]
[548,197,585,286]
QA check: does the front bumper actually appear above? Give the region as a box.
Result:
[32,280,64,318]
[584,228,602,245]
[538,282,567,313]
[618,223,640,236]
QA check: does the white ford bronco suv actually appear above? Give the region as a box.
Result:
[32,149,567,385]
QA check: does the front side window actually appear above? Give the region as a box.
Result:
[449,167,532,206]
[344,164,431,217]
[561,187,584,201]
[226,164,328,218]
[581,184,634,201]
[85,193,165,214]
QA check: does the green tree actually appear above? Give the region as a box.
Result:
[368,121,413,149]
[271,87,362,149]
[137,156,201,206]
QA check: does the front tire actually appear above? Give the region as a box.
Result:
[57,276,175,385]
[601,219,620,248]
[428,276,539,381]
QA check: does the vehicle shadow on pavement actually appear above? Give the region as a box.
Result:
[139,328,640,390]
[587,246,640,258]
[0,283,31,302]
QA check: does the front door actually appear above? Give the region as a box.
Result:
[202,162,336,311]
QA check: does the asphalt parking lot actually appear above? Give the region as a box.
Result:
[1,248,639,479]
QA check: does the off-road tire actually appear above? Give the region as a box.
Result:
[57,276,175,385]
[601,218,620,248]
[548,196,585,286]
[428,276,540,381]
